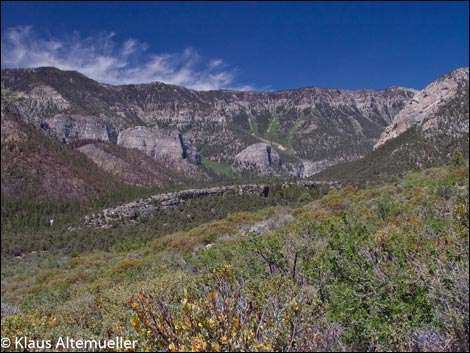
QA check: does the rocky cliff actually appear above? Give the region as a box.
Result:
[232,143,304,178]
[0,97,207,202]
[316,68,469,184]
[117,126,200,165]
[1,67,417,178]
[83,180,338,227]
[375,68,469,149]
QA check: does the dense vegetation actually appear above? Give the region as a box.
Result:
[315,128,469,185]
[1,166,468,351]
[1,182,327,256]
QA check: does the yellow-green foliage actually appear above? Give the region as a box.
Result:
[149,211,263,254]
[224,211,263,224]
[128,264,339,352]
[319,185,358,210]
[1,311,58,352]
[148,220,237,254]
[291,208,333,224]
[1,166,468,352]
[187,220,237,239]
[110,258,145,277]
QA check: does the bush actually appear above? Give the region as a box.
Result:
[128,264,343,352]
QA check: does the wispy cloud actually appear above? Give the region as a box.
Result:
[1,26,254,91]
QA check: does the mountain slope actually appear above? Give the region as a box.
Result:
[2,67,467,185]
[2,166,468,351]
[1,67,416,177]
[76,141,206,187]
[1,100,206,203]
[1,102,121,202]
[375,67,469,148]
[315,68,469,184]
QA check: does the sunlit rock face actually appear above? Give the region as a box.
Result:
[1,67,418,177]
[117,126,199,164]
[232,143,282,177]
[375,68,469,149]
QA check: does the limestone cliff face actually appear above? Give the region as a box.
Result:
[316,68,469,184]
[2,83,116,143]
[232,143,283,178]
[44,114,115,143]
[374,68,469,149]
[116,126,200,164]
[83,180,338,227]
[77,142,206,186]
[231,143,304,178]
[179,86,417,167]
[1,67,417,177]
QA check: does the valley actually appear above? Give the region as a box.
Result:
[1,166,468,351]
[1,66,468,352]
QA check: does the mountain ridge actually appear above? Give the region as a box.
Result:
[316,68,469,184]
[1,66,468,196]
[1,66,418,177]
[375,67,469,148]
[2,66,420,93]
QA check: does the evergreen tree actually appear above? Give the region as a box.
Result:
[449,148,466,168]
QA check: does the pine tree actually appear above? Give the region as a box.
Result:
[449,148,466,168]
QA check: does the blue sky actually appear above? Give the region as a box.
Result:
[1,1,468,91]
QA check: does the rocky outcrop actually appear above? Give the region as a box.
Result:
[316,69,469,184]
[374,68,469,149]
[232,143,283,177]
[283,162,305,178]
[232,143,305,178]
[1,67,418,177]
[83,180,338,227]
[117,126,200,164]
[14,83,71,117]
[84,184,267,227]
[44,114,115,143]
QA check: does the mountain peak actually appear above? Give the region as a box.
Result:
[1,66,464,186]
[374,67,469,149]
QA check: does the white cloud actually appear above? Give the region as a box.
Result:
[1,26,254,91]
[208,58,224,69]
